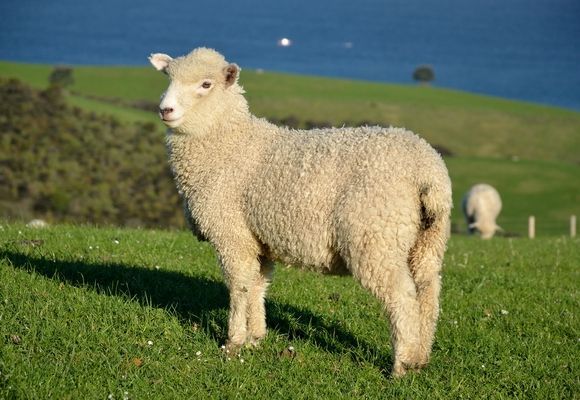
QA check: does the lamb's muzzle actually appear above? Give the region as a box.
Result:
[159,107,174,120]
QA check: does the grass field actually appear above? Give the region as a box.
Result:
[447,157,580,236]
[0,223,578,399]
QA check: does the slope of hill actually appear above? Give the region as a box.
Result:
[0,78,182,227]
[1,60,579,164]
[0,61,578,234]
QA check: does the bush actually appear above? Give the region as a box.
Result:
[432,144,454,157]
[0,78,183,228]
[49,66,74,88]
[413,65,435,84]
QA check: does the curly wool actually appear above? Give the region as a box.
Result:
[151,47,452,377]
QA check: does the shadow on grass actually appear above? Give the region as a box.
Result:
[1,250,392,373]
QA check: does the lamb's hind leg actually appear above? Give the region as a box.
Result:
[347,237,422,377]
[246,257,274,346]
[408,217,449,367]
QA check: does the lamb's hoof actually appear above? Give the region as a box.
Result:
[392,365,407,378]
[221,341,242,357]
[391,359,427,378]
[417,346,431,366]
[246,337,263,349]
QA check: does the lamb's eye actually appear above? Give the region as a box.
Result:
[202,81,211,89]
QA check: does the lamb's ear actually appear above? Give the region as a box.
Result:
[149,53,173,73]
[224,63,240,87]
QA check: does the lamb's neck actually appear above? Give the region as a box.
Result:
[166,112,264,200]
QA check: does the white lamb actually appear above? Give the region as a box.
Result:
[149,47,452,377]
[462,183,502,239]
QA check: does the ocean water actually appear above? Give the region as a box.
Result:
[1,0,579,110]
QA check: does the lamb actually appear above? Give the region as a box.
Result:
[149,47,452,377]
[462,183,502,239]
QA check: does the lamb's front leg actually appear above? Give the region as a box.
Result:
[246,258,274,347]
[219,252,261,352]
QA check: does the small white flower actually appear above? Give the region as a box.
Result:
[240,359,245,364]
[123,391,129,400]
[195,351,202,356]
[89,246,93,250]
[114,239,120,244]
[108,395,114,400]
[288,346,295,351]
[147,340,153,346]
[481,364,485,369]
[501,310,509,315]
[155,265,160,270]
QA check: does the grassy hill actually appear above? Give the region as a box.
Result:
[0,78,182,228]
[0,60,578,235]
[0,223,578,398]
[447,157,579,235]
[2,60,580,164]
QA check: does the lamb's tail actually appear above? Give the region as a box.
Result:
[412,178,452,272]
[418,179,452,235]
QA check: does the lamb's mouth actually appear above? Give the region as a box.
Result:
[160,116,183,127]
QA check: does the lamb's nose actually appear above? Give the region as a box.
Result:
[159,107,174,117]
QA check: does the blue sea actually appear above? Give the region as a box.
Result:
[1,0,579,110]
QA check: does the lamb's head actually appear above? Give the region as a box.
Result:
[149,47,244,132]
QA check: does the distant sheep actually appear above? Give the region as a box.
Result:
[462,183,502,239]
[149,47,452,377]
[26,219,48,229]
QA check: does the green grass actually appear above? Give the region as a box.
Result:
[1,60,579,163]
[66,95,160,125]
[0,62,162,125]
[0,223,578,399]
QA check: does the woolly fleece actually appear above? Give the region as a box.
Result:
[150,47,452,377]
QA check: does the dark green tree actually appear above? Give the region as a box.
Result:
[49,66,74,88]
[413,65,435,85]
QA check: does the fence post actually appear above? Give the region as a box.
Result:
[528,216,535,239]
[571,215,577,238]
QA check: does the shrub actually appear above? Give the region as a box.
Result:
[49,66,74,88]
[413,65,435,84]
